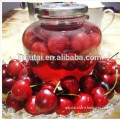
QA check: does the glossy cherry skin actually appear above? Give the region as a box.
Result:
[7,61,24,77]
[80,76,96,94]
[110,73,120,85]
[56,97,73,115]
[11,80,32,101]
[106,59,116,65]
[2,68,9,80]
[6,94,23,111]
[115,83,120,93]
[18,67,36,84]
[95,59,112,74]
[89,32,101,46]
[98,81,114,99]
[2,78,16,93]
[48,32,69,55]
[71,31,91,53]
[61,76,79,94]
[73,93,94,113]
[26,96,40,115]
[91,87,108,107]
[110,64,120,74]
[100,74,111,84]
[36,89,59,114]
[41,83,55,92]
[2,64,8,69]
[19,76,33,85]
[9,59,20,64]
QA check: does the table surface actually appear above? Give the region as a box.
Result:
[2,8,120,119]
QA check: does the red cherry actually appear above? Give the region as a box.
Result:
[2,78,16,93]
[31,41,49,57]
[36,89,58,114]
[110,73,120,85]
[26,96,40,115]
[80,76,96,94]
[100,74,111,84]
[62,52,77,70]
[105,59,116,65]
[6,94,23,111]
[73,93,94,113]
[71,31,91,53]
[98,81,114,99]
[110,64,120,74]
[22,60,31,67]
[56,97,73,115]
[18,67,35,84]
[48,60,62,69]
[11,80,32,101]
[9,59,20,64]
[7,61,24,77]
[61,76,79,94]
[89,32,101,46]
[2,64,8,69]
[91,87,108,107]
[19,76,33,85]
[115,83,120,93]
[2,68,9,80]
[95,59,112,74]
[22,22,39,50]
[48,33,69,55]
[41,83,55,92]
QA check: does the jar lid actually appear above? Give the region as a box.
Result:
[35,3,88,18]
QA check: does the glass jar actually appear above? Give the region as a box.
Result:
[22,3,101,85]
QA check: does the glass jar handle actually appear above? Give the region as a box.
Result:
[102,9,115,32]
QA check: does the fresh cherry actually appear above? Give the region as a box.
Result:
[2,64,9,80]
[11,80,32,101]
[100,74,111,84]
[36,89,59,114]
[89,32,101,46]
[26,96,40,115]
[91,87,108,107]
[115,83,120,93]
[41,83,55,92]
[73,93,94,113]
[19,76,33,85]
[98,81,114,99]
[110,64,120,74]
[6,94,23,111]
[7,60,24,77]
[2,78,16,93]
[9,59,20,64]
[95,59,112,74]
[48,32,69,55]
[80,76,96,94]
[70,31,91,53]
[56,97,73,115]
[110,73,120,85]
[61,76,79,94]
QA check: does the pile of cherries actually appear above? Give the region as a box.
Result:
[2,57,120,116]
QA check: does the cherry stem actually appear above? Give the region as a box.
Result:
[53,80,61,93]
[105,69,118,96]
[30,80,52,88]
[104,52,119,66]
[108,52,119,61]
[60,93,79,97]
